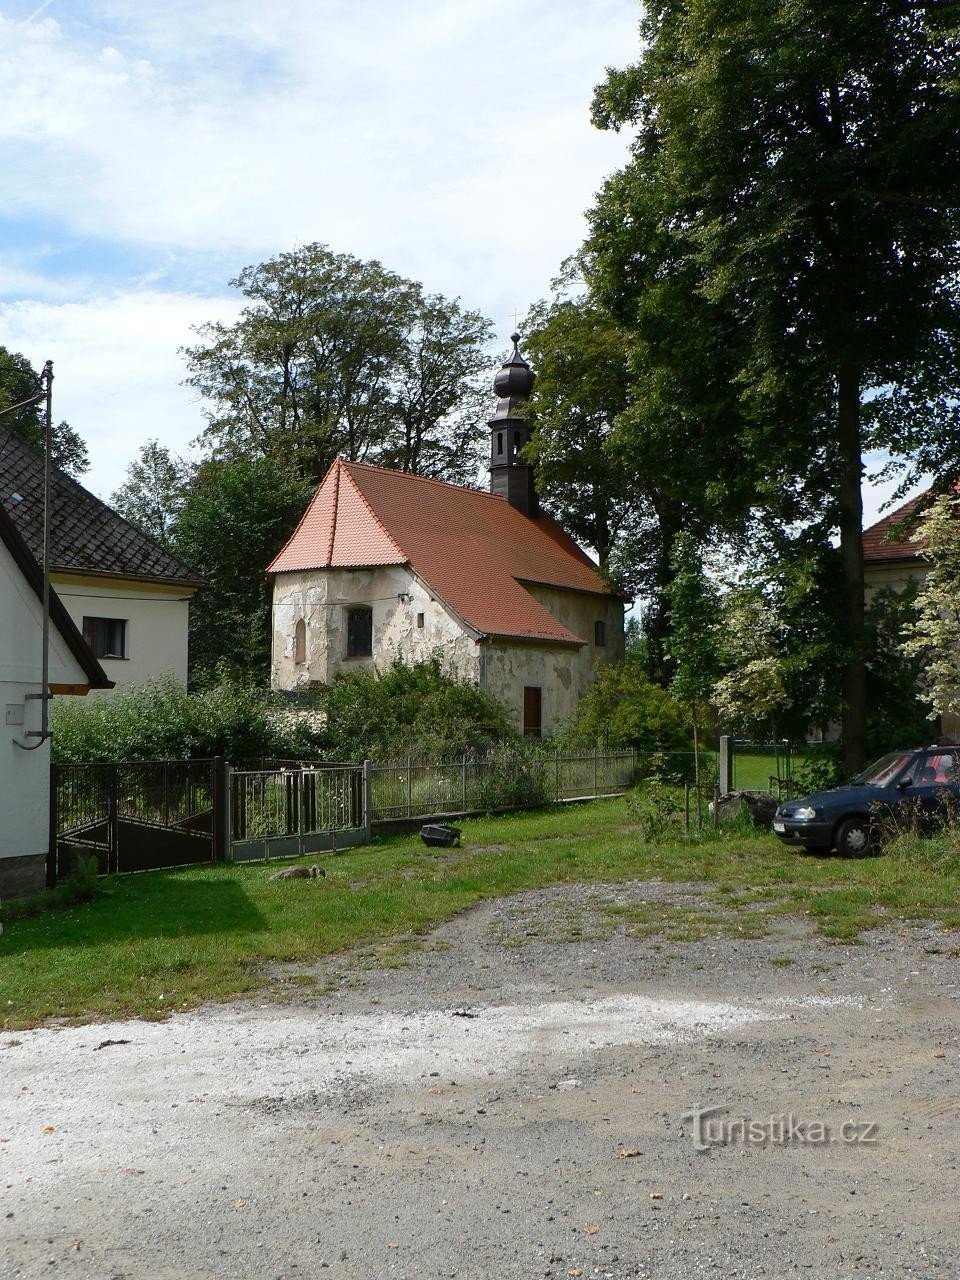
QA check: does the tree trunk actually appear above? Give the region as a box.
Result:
[837,365,867,775]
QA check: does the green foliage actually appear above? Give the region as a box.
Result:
[523,293,639,584]
[900,496,960,721]
[172,455,313,681]
[0,346,89,477]
[474,742,552,812]
[50,673,317,763]
[585,1,960,769]
[626,774,684,842]
[110,440,190,549]
[865,581,929,754]
[313,656,516,762]
[183,242,494,487]
[792,745,845,796]
[666,532,722,710]
[558,650,689,751]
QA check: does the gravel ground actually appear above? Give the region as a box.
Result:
[2,879,959,1279]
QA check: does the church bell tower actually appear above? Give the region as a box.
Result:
[489,332,538,518]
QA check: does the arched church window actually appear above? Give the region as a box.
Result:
[294,618,306,664]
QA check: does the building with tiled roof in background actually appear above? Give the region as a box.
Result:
[0,425,202,693]
[862,489,960,740]
[268,336,625,737]
[863,491,930,597]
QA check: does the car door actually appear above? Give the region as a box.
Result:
[897,752,960,830]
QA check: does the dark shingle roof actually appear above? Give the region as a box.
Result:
[0,426,201,587]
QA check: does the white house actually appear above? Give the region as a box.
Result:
[0,426,202,692]
[0,502,112,898]
[268,337,626,737]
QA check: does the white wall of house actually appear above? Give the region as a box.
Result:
[271,566,481,690]
[52,574,193,692]
[863,561,925,602]
[1,543,90,895]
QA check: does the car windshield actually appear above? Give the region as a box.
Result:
[853,752,914,787]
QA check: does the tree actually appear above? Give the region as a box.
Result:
[523,294,637,578]
[586,1,960,772]
[557,647,689,751]
[0,346,89,477]
[183,244,493,487]
[900,496,960,722]
[111,440,190,549]
[712,589,793,743]
[172,456,313,681]
[664,531,723,779]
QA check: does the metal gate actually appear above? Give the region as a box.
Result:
[52,759,218,877]
[228,763,368,863]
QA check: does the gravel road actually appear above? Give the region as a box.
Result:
[3,880,959,1279]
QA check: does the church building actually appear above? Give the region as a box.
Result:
[267,336,625,737]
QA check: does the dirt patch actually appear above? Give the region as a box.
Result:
[3,881,959,1278]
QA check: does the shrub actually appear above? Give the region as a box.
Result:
[626,774,684,841]
[474,742,552,811]
[313,655,517,762]
[556,653,690,751]
[792,744,844,795]
[51,672,319,763]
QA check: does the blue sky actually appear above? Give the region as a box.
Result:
[0,0,922,525]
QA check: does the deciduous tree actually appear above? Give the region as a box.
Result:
[183,244,493,487]
[586,0,960,771]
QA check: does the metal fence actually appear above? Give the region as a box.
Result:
[51,748,665,882]
[52,758,216,877]
[368,749,640,822]
[229,763,366,862]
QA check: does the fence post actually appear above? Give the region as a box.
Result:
[362,760,372,839]
[107,764,119,875]
[555,750,561,803]
[211,756,226,863]
[47,759,59,888]
[461,755,467,812]
[594,749,599,799]
[718,735,733,796]
[406,755,412,819]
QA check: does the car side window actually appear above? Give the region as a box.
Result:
[907,753,957,788]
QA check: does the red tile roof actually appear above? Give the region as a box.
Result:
[862,493,929,564]
[268,460,615,645]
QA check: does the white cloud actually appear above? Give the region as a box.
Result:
[0,289,241,496]
[0,1,637,306]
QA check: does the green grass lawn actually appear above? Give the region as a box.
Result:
[730,751,792,792]
[2,798,959,1030]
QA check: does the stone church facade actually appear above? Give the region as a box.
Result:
[268,337,625,737]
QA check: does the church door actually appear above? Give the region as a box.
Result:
[523,686,542,738]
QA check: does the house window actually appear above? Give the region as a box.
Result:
[346,606,373,658]
[594,619,606,647]
[82,616,127,659]
[294,618,306,664]
[416,612,425,629]
[523,686,542,738]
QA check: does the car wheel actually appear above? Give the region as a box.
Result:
[834,817,875,857]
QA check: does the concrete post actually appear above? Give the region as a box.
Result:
[718,735,733,796]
